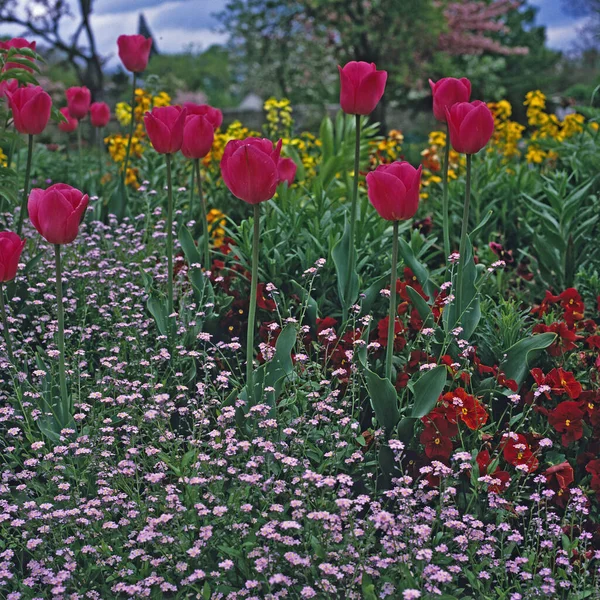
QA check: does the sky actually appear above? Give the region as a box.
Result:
[0,0,590,67]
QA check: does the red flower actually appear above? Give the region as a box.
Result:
[532,321,580,356]
[377,316,405,351]
[585,459,600,499]
[442,388,488,430]
[545,368,582,399]
[420,412,457,460]
[502,434,539,473]
[338,61,387,116]
[476,450,511,494]
[256,283,276,311]
[544,462,574,507]
[547,401,585,446]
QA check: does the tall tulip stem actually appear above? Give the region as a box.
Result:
[0,283,14,364]
[456,153,472,319]
[194,158,210,270]
[122,73,137,184]
[386,220,399,380]
[344,114,361,307]
[54,244,69,417]
[246,204,260,394]
[76,124,83,190]
[442,123,451,260]
[165,153,174,322]
[16,133,33,236]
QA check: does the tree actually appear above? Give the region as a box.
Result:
[0,0,104,98]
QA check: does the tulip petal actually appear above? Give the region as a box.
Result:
[223,144,278,204]
[354,69,387,115]
[458,104,494,154]
[367,171,407,221]
[34,189,74,244]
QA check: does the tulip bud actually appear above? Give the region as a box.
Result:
[182,103,223,130]
[221,138,281,204]
[144,106,187,154]
[66,86,91,120]
[117,35,152,73]
[338,61,387,116]
[58,108,78,133]
[429,77,471,123]
[181,114,215,160]
[366,161,422,221]
[0,232,25,282]
[28,184,89,245]
[446,101,495,155]
[277,157,297,187]
[6,86,52,135]
[90,102,111,128]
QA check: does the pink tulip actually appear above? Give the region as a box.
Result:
[338,61,387,116]
[221,138,281,204]
[0,78,18,100]
[90,102,111,128]
[429,77,471,123]
[446,101,495,154]
[0,38,36,72]
[182,103,223,130]
[0,232,25,282]
[144,106,187,154]
[181,114,215,160]
[28,184,89,245]
[6,86,52,135]
[366,161,422,221]
[277,157,297,187]
[58,108,78,133]
[66,86,91,120]
[117,35,152,73]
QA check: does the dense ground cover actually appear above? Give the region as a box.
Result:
[0,37,599,600]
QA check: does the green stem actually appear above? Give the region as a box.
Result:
[386,220,399,381]
[121,73,137,183]
[16,134,33,236]
[456,154,472,320]
[165,153,174,321]
[97,127,103,177]
[246,204,260,393]
[54,244,69,417]
[194,159,210,270]
[77,123,83,190]
[344,114,361,312]
[442,122,451,260]
[0,283,14,364]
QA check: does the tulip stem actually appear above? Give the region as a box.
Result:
[246,204,260,395]
[0,283,14,364]
[54,244,70,419]
[344,114,361,312]
[165,153,174,326]
[456,153,472,321]
[194,158,210,270]
[122,73,137,185]
[386,220,399,381]
[16,133,33,236]
[77,124,83,190]
[442,122,451,261]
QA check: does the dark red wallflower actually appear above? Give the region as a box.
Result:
[413,216,432,235]
[476,450,511,494]
[377,316,406,351]
[441,388,489,430]
[532,322,581,356]
[489,241,514,265]
[580,391,600,428]
[585,335,600,350]
[497,372,518,392]
[420,411,457,460]
[547,401,585,446]
[585,459,600,499]
[544,462,574,507]
[502,434,539,473]
[316,316,337,335]
[256,283,276,311]
[545,368,582,400]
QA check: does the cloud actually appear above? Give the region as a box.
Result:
[545,17,592,49]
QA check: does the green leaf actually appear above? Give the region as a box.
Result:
[147,292,168,336]
[319,116,334,164]
[406,285,434,328]
[360,275,386,317]
[361,574,378,600]
[178,225,202,265]
[500,333,557,386]
[410,365,446,418]
[332,216,359,315]
[107,179,128,221]
[397,237,435,298]
[290,280,318,330]
[364,368,400,434]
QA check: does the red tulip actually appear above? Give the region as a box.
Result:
[6,86,52,135]
[366,161,422,221]
[0,38,36,72]
[66,86,91,120]
[446,101,494,155]
[182,103,223,130]
[181,114,214,159]
[117,35,152,73]
[277,157,297,186]
[0,232,25,282]
[58,108,78,133]
[90,102,111,128]
[338,61,387,116]
[221,137,281,204]
[28,184,89,245]
[144,106,187,154]
[429,77,471,122]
